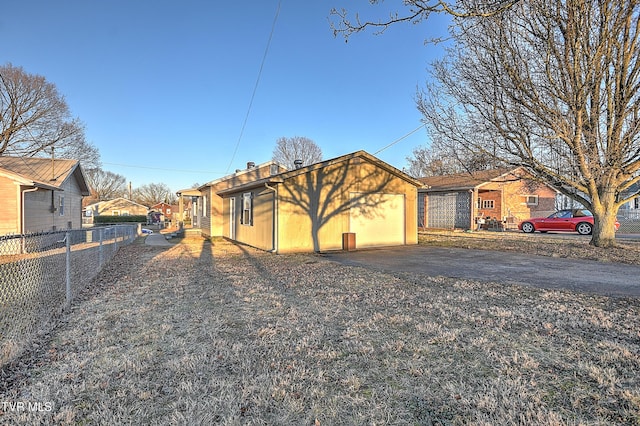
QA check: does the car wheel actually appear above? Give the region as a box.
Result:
[521,222,535,233]
[576,222,593,235]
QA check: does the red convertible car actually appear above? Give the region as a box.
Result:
[518,209,620,235]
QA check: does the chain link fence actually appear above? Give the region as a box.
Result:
[0,225,139,367]
[618,210,640,234]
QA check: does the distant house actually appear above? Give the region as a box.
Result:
[0,155,90,235]
[149,202,178,223]
[175,188,202,228]
[214,151,422,253]
[83,197,149,224]
[418,167,558,230]
[150,202,172,216]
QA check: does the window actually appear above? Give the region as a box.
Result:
[167,208,171,215]
[202,196,207,217]
[482,200,494,209]
[525,195,538,206]
[241,192,253,225]
[59,196,65,216]
[112,210,120,216]
[634,197,639,209]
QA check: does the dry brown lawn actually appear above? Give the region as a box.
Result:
[0,234,639,425]
[419,229,640,266]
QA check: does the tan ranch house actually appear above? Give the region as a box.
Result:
[83,197,150,224]
[193,160,288,237]
[0,156,90,235]
[195,151,422,253]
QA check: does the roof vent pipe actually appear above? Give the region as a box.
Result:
[294,159,303,169]
[247,161,256,169]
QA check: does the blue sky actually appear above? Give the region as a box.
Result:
[1,1,450,192]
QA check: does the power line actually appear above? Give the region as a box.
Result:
[225,0,282,173]
[102,162,223,175]
[374,123,426,155]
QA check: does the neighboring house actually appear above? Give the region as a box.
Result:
[0,155,90,235]
[150,202,178,222]
[214,151,423,253]
[195,160,288,237]
[418,167,558,230]
[175,188,202,228]
[83,197,149,224]
[619,182,640,216]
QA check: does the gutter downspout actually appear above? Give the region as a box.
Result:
[264,183,278,253]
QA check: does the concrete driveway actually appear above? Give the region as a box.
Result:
[322,245,640,298]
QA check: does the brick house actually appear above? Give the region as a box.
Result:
[418,167,558,230]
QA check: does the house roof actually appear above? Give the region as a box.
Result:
[0,155,90,195]
[418,168,522,192]
[196,160,286,191]
[84,197,150,210]
[216,150,425,196]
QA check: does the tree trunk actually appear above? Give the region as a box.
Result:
[590,208,618,248]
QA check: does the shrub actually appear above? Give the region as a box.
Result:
[94,215,147,224]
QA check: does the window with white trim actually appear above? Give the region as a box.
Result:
[202,195,207,217]
[241,192,253,226]
[525,195,539,206]
[482,199,494,209]
[59,196,65,216]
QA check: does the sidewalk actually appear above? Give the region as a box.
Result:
[144,231,172,247]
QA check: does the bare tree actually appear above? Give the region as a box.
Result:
[0,63,88,160]
[132,183,176,207]
[330,0,519,40]
[418,0,640,247]
[272,136,323,170]
[84,168,127,204]
[405,142,500,178]
[54,138,101,170]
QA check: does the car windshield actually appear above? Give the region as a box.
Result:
[548,211,572,219]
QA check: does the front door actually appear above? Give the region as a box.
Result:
[229,197,236,239]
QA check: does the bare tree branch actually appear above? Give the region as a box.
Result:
[0,63,91,162]
[330,0,521,40]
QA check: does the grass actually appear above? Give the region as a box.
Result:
[0,236,638,424]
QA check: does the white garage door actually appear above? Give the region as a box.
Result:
[349,193,405,248]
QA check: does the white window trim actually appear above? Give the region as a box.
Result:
[59,196,65,216]
[241,192,253,226]
[482,199,494,209]
[525,195,539,206]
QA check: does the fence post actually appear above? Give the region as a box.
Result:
[99,227,103,268]
[65,231,71,308]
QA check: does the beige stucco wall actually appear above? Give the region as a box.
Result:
[220,157,418,253]
[276,159,417,253]
[0,177,20,235]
